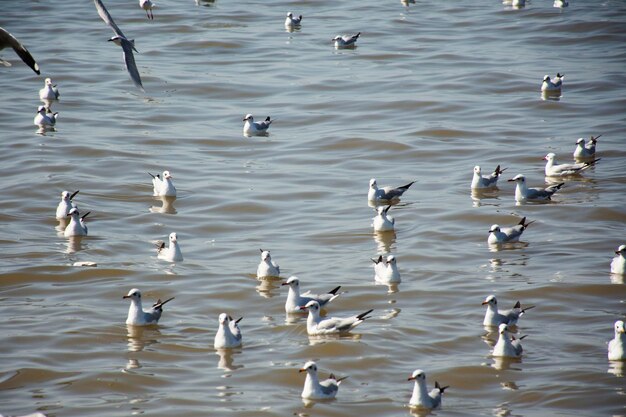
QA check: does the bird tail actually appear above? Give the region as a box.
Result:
[435,381,450,393]
[153,296,175,309]
[494,165,507,176]
[328,286,342,295]
[399,181,415,191]
[356,309,374,321]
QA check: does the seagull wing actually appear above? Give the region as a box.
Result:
[120,39,144,91]
[94,0,126,38]
[0,27,40,74]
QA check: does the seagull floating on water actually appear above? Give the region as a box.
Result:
[56,190,79,219]
[471,165,506,189]
[407,369,448,410]
[372,205,395,232]
[298,300,372,335]
[0,26,40,74]
[94,0,144,91]
[243,114,272,136]
[368,178,415,202]
[541,73,563,93]
[482,295,535,327]
[611,245,626,275]
[282,276,342,314]
[573,135,600,160]
[285,12,302,27]
[544,153,600,177]
[64,207,89,237]
[214,313,243,348]
[493,323,525,358]
[139,0,154,19]
[608,320,625,361]
[156,232,183,262]
[39,78,60,101]
[257,249,280,278]
[34,105,58,127]
[149,170,176,197]
[488,217,534,245]
[508,174,563,202]
[333,32,360,48]
[300,361,346,400]
[372,254,401,283]
[123,288,174,326]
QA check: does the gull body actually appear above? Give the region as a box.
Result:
[611,245,626,275]
[39,78,60,101]
[541,74,563,92]
[243,114,272,136]
[94,0,144,91]
[285,12,302,27]
[482,295,535,326]
[333,32,360,48]
[493,323,524,358]
[508,174,563,202]
[64,207,89,237]
[257,249,280,278]
[283,276,341,313]
[140,0,154,19]
[149,170,176,197]
[0,26,40,74]
[573,135,600,159]
[488,217,534,244]
[300,361,346,400]
[368,178,415,202]
[56,190,79,219]
[471,165,506,189]
[408,369,448,409]
[34,105,58,127]
[214,313,243,349]
[156,232,183,262]
[300,300,372,335]
[372,255,401,283]
[608,320,625,361]
[123,288,174,326]
[373,205,395,232]
[544,153,599,177]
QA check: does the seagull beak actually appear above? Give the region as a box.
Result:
[407,376,415,381]
[281,282,289,286]
[296,305,307,311]
[299,368,307,373]
[481,301,488,305]
[507,178,515,182]
[123,295,130,299]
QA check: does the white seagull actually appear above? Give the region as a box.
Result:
[482,295,535,327]
[372,254,401,283]
[139,0,155,20]
[508,174,564,202]
[64,207,89,237]
[0,26,40,74]
[368,178,415,202]
[300,361,347,400]
[407,369,448,409]
[39,78,60,101]
[471,165,506,189]
[285,12,302,27]
[608,320,625,361]
[372,205,395,232]
[56,190,79,219]
[611,245,626,275]
[282,276,342,313]
[554,0,568,7]
[493,323,525,358]
[544,153,600,177]
[257,249,280,278]
[149,170,177,197]
[214,313,243,349]
[34,105,58,127]
[488,217,534,245]
[94,0,144,91]
[156,232,183,262]
[243,114,272,136]
[123,288,174,326]
[333,32,360,48]
[541,73,564,93]
[573,135,601,159]
[299,300,372,335]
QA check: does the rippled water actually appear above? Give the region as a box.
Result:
[1,0,625,416]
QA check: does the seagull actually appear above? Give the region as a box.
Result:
[372,205,395,232]
[553,0,568,7]
[0,26,40,74]
[56,190,79,219]
[408,369,448,409]
[123,288,174,326]
[156,232,183,262]
[368,178,415,202]
[608,320,625,361]
[257,249,280,278]
[243,114,272,136]
[471,165,506,189]
[573,135,601,159]
[507,174,564,202]
[541,74,563,93]
[487,217,534,244]
[148,170,176,197]
[611,245,626,275]
[39,78,60,101]
[482,295,535,326]
[372,254,401,283]
[333,33,360,48]
[493,323,525,358]
[298,300,372,335]
[300,361,347,400]
[544,153,600,176]
[64,207,89,237]
[214,313,243,349]
[511,0,526,8]
[285,12,302,27]
[94,0,144,91]
[282,276,342,313]
[139,0,155,20]
[34,105,58,127]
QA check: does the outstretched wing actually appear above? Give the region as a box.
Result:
[94,0,126,38]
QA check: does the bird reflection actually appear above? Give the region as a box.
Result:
[65,235,85,254]
[409,406,435,417]
[488,241,529,253]
[195,0,216,6]
[541,91,561,101]
[609,273,624,285]
[123,358,142,372]
[215,348,243,371]
[149,196,177,214]
[380,308,401,320]
[307,333,362,346]
[401,0,416,6]
[471,188,501,207]
[55,217,69,234]
[373,230,396,254]
[255,277,282,298]
[375,281,400,294]
[126,324,161,352]
[490,356,522,371]
[607,361,625,377]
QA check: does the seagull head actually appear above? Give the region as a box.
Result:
[616,245,626,255]
[67,207,80,217]
[163,170,172,179]
[218,313,231,325]
[287,12,293,17]
[108,36,123,46]
[544,153,556,162]
[386,255,396,265]
[482,294,497,307]
[332,35,342,42]
[615,320,625,335]
[498,323,510,335]
[369,178,378,189]
[243,114,253,122]
[61,191,71,201]
[576,138,585,145]
[488,225,500,234]
[45,77,53,86]
[407,369,426,382]
[123,288,141,300]
[37,105,47,114]
[473,166,481,175]
[260,249,271,261]
[507,174,525,183]
[169,232,178,243]
[543,75,550,82]
[282,276,299,288]
[299,300,320,314]
[299,361,317,374]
